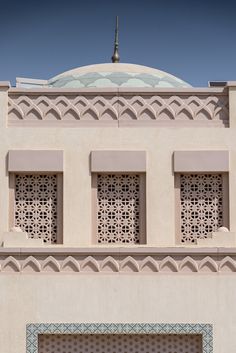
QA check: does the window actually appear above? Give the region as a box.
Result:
[175,173,229,244]
[92,173,146,244]
[9,173,63,244]
[38,333,202,353]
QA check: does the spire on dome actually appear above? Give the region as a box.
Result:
[111,16,120,63]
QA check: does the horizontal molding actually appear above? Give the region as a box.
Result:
[0,249,236,273]
[0,246,235,254]
[9,87,228,94]
[0,81,11,88]
[7,119,229,128]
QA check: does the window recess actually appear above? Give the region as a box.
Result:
[92,173,146,244]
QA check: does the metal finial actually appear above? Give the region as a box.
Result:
[111,16,120,63]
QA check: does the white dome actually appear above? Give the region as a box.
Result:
[48,63,191,88]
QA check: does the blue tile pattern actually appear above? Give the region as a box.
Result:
[26,323,213,353]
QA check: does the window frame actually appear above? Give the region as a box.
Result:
[175,172,229,244]
[92,172,146,245]
[9,172,63,244]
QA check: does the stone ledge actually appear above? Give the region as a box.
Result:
[8,87,227,94]
[2,231,44,248]
[0,81,11,88]
[1,246,236,255]
[197,232,236,247]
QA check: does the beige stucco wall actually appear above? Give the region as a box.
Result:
[0,125,235,246]
[1,84,236,353]
[0,273,235,353]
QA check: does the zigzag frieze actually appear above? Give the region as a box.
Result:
[0,253,236,273]
[8,93,229,124]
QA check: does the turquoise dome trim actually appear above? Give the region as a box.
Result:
[48,63,191,89]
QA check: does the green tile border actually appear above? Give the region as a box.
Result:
[26,323,213,353]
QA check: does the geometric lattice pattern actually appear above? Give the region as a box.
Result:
[38,333,202,353]
[180,174,223,243]
[26,323,213,353]
[97,174,140,244]
[14,174,57,243]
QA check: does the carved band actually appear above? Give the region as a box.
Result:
[1,253,236,273]
[8,93,229,127]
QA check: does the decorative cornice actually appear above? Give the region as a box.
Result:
[0,247,236,273]
[8,91,229,127]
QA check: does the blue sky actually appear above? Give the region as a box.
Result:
[0,0,236,86]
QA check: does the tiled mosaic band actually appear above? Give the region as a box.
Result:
[26,323,213,353]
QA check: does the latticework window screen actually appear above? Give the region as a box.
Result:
[38,333,202,353]
[180,173,223,243]
[96,174,143,244]
[14,174,58,243]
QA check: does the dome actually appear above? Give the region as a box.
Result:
[48,63,191,88]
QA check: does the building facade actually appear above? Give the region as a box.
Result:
[0,62,235,353]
